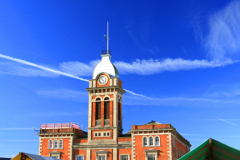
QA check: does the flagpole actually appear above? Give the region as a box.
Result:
[107,21,109,54]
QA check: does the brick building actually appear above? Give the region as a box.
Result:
[38,28,191,160]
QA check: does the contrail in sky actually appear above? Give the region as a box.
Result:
[0,54,144,96]
[0,54,88,82]
[215,117,239,127]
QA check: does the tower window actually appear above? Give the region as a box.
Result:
[104,97,109,100]
[118,102,121,121]
[96,102,101,120]
[104,101,110,119]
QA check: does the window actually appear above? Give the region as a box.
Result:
[51,156,58,159]
[53,140,58,149]
[107,132,110,136]
[149,137,153,146]
[104,133,106,136]
[143,137,147,146]
[76,155,84,160]
[59,139,63,149]
[98,133,101,136]
[155,137,160,146]
[118,102,121,120]
[98,156,105,160]
[120,155,129,160]
[96,102,101,120]
[104,101,110,119]
[48,140,52,148]
[173,138,175,148]
[104,97,109,100]
[147,155,155,160]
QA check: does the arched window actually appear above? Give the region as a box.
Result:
[59,139,63,149]
[155,136,160,146]
[96,102,101,120]
[53,140,58,149]
[104,97,109,101]
[48,140,52,149]
[96,98,101,101]
[104,101,110,119]
[149,137,153,146]
[143,137,147,146]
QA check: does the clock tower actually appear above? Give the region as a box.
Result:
[86,23,125,147]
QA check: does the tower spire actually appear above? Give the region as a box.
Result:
[107,21,109,53]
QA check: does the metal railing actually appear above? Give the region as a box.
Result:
[41,122,80,129]
[102,50,111,55]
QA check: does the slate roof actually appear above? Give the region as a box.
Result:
[19,152,61,160]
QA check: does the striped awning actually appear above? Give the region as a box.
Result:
[178,138,240,160]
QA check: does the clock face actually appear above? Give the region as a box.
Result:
[99,75,108,85]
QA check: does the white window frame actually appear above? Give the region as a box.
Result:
[75,155,85,160]
[155,136,160,146]
[147,154,156,160]
[144,150,158,160]
[142,136,148,146]
[58,139,63,149]
[149,136,154,146]
[53,139,58,149]
[97,155,106,160]
[49,152,61,159]
[48,139,53,149]
[120,154,130,160]
[95,151,108,160]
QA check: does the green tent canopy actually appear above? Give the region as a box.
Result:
[178,138,240,160]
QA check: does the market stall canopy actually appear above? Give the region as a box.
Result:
[178,138,240,160]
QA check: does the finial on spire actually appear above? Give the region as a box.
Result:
[107,21,109,53]
[102,21,111,55]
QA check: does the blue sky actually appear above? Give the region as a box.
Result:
[1,0,240,157]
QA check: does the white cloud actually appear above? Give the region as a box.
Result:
[0,128,33,130]
[59,60,99,77]
[205,0,240,60]
[114,58,235,75]
[0,62,58,77]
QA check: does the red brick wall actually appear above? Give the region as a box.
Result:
[117,137,131,142]
[40,138,71,160]
[73,139,88,143]
[132,124,171,130]
[134,134,169,160]
[172,135,188,159]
